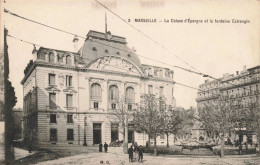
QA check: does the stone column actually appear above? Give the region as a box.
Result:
[103,79,108,111]
[85,77,90,110]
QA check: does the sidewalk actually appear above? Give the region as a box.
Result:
[14,147,35,160]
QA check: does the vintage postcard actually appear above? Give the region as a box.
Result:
[0,0,259,164]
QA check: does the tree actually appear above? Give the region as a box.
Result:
[133,94,166,156]
[198,97,241,158]
[4,28,17,164]
[244,102,260,156]
[174,107,194,140]
[108,98,132,154]
[163,106,182,148]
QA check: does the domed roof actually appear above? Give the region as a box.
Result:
[80,30,141,67]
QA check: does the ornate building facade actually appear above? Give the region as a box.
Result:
[21,30,176,146]
[194,65,260,143]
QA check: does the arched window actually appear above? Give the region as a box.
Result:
[37,53,45,60]
[91,83,102,100]
[66,55,72,65]
[109,85,119,101]
[126,87,135,103]
[49,52,55,63]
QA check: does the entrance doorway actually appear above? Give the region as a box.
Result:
[111,123,119,142]
[128,124,134,143]
[93,123,102,144]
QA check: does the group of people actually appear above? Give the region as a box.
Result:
[128,142,144,163]
[99,142,109,153]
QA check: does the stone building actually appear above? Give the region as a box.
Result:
[21,30,176,146]
[194,65,260,143]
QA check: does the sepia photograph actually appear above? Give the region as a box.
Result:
[0,0,259,164]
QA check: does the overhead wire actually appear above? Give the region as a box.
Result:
[94,0,202,74]
[7,33,210,95]
[4,8,257,94]
[3,8,204,77]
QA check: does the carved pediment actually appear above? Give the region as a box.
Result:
[45,85,60,92]
[63,87,77,94]
[87,56,141,76]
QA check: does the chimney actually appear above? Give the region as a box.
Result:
[243,65,246,72]
[32,45,38,61]
[236,71,239,75]
[73,35,79,52]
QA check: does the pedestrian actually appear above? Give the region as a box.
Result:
[99,143,103,152]
[239,144,242,155]
[133,142,138,161]
[104,142,108,153]
[146,141,149,149]
[28,143,32,153]
[128,145,134,163]
[138,145,144,163]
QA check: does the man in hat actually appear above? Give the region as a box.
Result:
[138,145,144,163]
[99,143,103,152]
[128,145,134,162]
[104,142,108,153]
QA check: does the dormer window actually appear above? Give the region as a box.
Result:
[127,54,131,57]
[49,52,55,63]
[66,55,72,65]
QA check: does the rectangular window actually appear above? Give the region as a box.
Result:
[159,70,163,78]
[128,104,132,111]
[159,86,164,97]
[111,124,119,142]
[111,103,116,110]
[67,129,74,141]
[50,129,57,141]
[49,74,55,85]
[160,133,165,139]
[66,75,73,87]
[67,114,73,123]
[66,94,73,108]
[49,93,56,109]
[94,102,99,109]
[148,85,153,94]
[50,114,57,123]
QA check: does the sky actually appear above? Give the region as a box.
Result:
[1,0,259,109]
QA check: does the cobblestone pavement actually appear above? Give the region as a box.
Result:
[36,152,260,165]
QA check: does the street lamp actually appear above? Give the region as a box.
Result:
[83,116,87,146]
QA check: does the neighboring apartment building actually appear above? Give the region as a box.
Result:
[21,30,176,146]
[194,65,260,144]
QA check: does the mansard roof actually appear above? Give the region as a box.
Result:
[79,30,141,67]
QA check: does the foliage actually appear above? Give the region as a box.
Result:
[174,107,195,139]
[107,98,131,153]
[108,99,128,135]
[133,94,167,156]
[197,97,242,157]
[243,102,260,155]
[162,106,183,147]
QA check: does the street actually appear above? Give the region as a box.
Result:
[35,152,259,165]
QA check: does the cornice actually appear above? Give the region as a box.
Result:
[21,61,175,85]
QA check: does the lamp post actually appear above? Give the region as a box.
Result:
[83,116,87,146]
[124,99,129,154]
